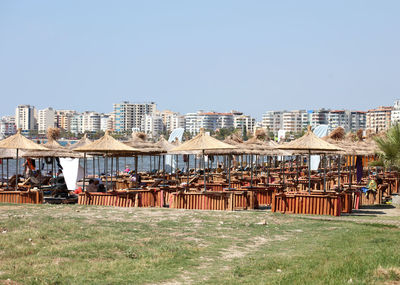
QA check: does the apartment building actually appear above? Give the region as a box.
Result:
[113,102,156,132]
[366,106,393,132]
[144,114,164,138]
[38,107,55,134]
[261,111,283,134]
[0,116,16,137]
[282,110,308,133]
[15,105,37,132]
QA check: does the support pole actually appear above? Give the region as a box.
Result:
[7,159,9,188]
[105,155,108,191]
[15,149,19,191]
[338,155,341,191]
[203,150,206,192]
[250,155,254,187]
[228,155,232,189]
[323,154,327,192]
[308,150,311,194]
[83,153,87,191]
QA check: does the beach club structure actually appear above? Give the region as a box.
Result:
[0,126,397,216]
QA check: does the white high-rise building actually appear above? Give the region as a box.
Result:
[262,111,284,135]
[391,99,400,125]
[310,109,329,129]
[55,110,77,132]
[184,111,236,135]
[0,116,16,137]
[144,114,164,138]
[366,106,393,132]
[184,112,201,135]
[70,114,83,135]
[38,107,55,134]
[100,114,115,132]
[82,111,101,133]
[15,105,37,132]
[327,110,350,132]
[113,102,156,132]
[349,111,366,131]
[158,110,185,132]
[282,110,308,133]
[234,115,256,134]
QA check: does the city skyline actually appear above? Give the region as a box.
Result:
[0,100,396,122]
[2,99,399,140]
[1,1,400,119]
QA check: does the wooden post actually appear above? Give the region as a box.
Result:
[83,153,87,191]
[1,157,3,188]
[338,155,341,191]
[308,150,311,194]
[203,150,206,192]
[15,148,19,191]
[97,156,100,177]
[228,155,232,189]
[250,155,254,187]
[7,159,9,188]
[323,154,327,192]
[186,155,190,191]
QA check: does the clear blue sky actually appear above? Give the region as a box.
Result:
[0,0,399,120]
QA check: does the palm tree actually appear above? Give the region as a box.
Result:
[374,124,400,170]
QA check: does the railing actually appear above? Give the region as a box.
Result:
[0,190,43,204]
[78,190,162,207]
[171,191,253,211]
[271,192,341,216]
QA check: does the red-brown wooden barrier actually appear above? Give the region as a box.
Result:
[271,192,341,216]
[359,188,383,206]
[340,192,352,214]
[171,191,253,211]
[0,190,43,204]
[78,190,162,207]
[237,187,274,208]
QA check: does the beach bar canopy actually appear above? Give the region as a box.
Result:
[170,128,237,191]
[69,133,93,150]
[278,126,343,193]
[0,129,48,190]
[73,130,142,190]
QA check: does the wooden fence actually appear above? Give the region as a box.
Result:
[0,190,43,204]
[171,191,253,211]
[78,189,165,207]
[271,192,341,216]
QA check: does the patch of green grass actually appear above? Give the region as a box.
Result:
[0,204,400,284]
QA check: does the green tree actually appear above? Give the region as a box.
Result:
[374,124,400,170]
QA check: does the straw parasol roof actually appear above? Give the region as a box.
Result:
[0,129,48,150]
[73,130,141,154]
[170,129,237,153]
[203,135,247,155]
[124,132,166,154]
[22,127,82,158]
[69,133,93,150]
[323,127,378,156]
[156,137,179,152]
[0,149,26,159]
[23,140,83,158]
[278,126,343,153]
[242,137,292,155]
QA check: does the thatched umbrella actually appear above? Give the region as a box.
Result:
[69,133,92,150]
[278,126,343,193]
[0,149,22,188]
[125,132,166,155]
[125,133,167,178]
[73,130,141,191]
[0,129,48,190]
[171,128,237,191]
